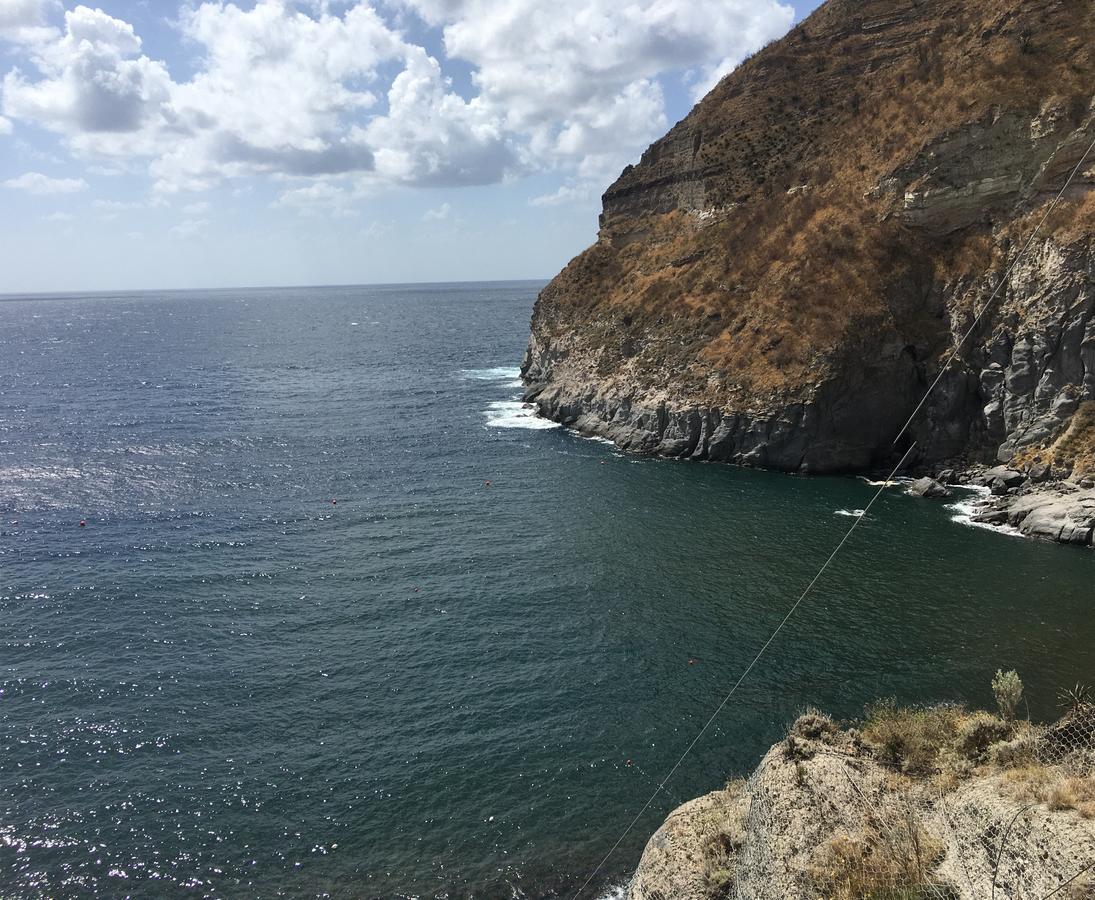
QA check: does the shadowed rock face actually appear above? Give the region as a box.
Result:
[523,0,1095,474]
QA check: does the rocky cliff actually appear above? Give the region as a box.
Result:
[625,704,1095,899]
[523,0,1095,479]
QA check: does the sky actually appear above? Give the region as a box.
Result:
[0,0,821,293]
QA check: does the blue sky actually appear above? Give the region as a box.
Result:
[0,0,821,293]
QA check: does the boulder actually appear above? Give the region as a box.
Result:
[972,507,1010,525]
[977,466,1025,488]
[936,468,957,485]
[908,476,952,499]
[1000,487,1095,546]
[1028,462,1052,483]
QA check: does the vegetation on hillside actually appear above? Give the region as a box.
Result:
[687,671,1095,900]
[537,0,1093,412]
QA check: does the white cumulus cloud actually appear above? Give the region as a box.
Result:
[0,0,794,198]
[3,170,87,192]
[421,201,451,221]
[364,46,511,187]
[273,180,361,217]
[398,0,792,175]
[0,0,60,44]
[150,0,404,190]
[3,6,172,138]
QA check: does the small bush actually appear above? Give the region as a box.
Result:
[1065,874,1095,899]
[1059,683,1093,715]
[992,670,1024,721]
[862,701,964,775]
[988,733,1038,769]
[792,709,838,740]
[784,734,812,762]
[955,712,1013,762]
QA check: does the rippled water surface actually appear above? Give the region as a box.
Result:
[1,283,1093,898]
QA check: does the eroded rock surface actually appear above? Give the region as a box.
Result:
[973,483,1095,545]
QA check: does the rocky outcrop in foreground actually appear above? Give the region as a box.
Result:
[627,705,1095,899]
[524,0,1095,491]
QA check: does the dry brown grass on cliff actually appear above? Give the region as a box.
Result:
[1052,402,1095,478]
[861,702,970,776]
[808,812,948,900]
[1029,401,1095,479]
[1003,766,1095,818]
[540,0,1093,408]
[1041,191,1095,246]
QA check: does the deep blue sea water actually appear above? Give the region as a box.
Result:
[1,282,1093,899]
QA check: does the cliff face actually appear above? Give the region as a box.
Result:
[523,0,1095,475]
[625,707,1095,900]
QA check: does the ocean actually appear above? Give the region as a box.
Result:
[1,282,1093,898]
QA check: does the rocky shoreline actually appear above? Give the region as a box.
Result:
[905,463,1095,547]
[522,0,1095,533]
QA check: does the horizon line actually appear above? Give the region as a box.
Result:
[0,276,552,301]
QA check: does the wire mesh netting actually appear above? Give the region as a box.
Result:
[723,705,1095,900]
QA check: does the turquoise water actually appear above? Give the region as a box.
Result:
[0,282,1092,898]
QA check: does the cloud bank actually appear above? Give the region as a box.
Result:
[0,0,793,206]
[4,170,87,192]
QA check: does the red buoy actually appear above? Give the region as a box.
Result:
[79,520,86,527]
[331,499,337,505]
[484,480,492,487]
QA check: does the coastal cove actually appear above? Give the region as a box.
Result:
[2,283,1094,898]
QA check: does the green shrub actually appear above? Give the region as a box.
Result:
[992,670,1024,721]
[862,701,964,775]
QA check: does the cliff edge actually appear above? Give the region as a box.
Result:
[625,703,1095,899]
[523,0,1095,480]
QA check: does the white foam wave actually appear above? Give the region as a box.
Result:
[484,400,560,430]
[857,476,911,487]
[464,366,522,381]
[946,485,1024,537]
[835,508,866,517]
[594,886,627,900]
